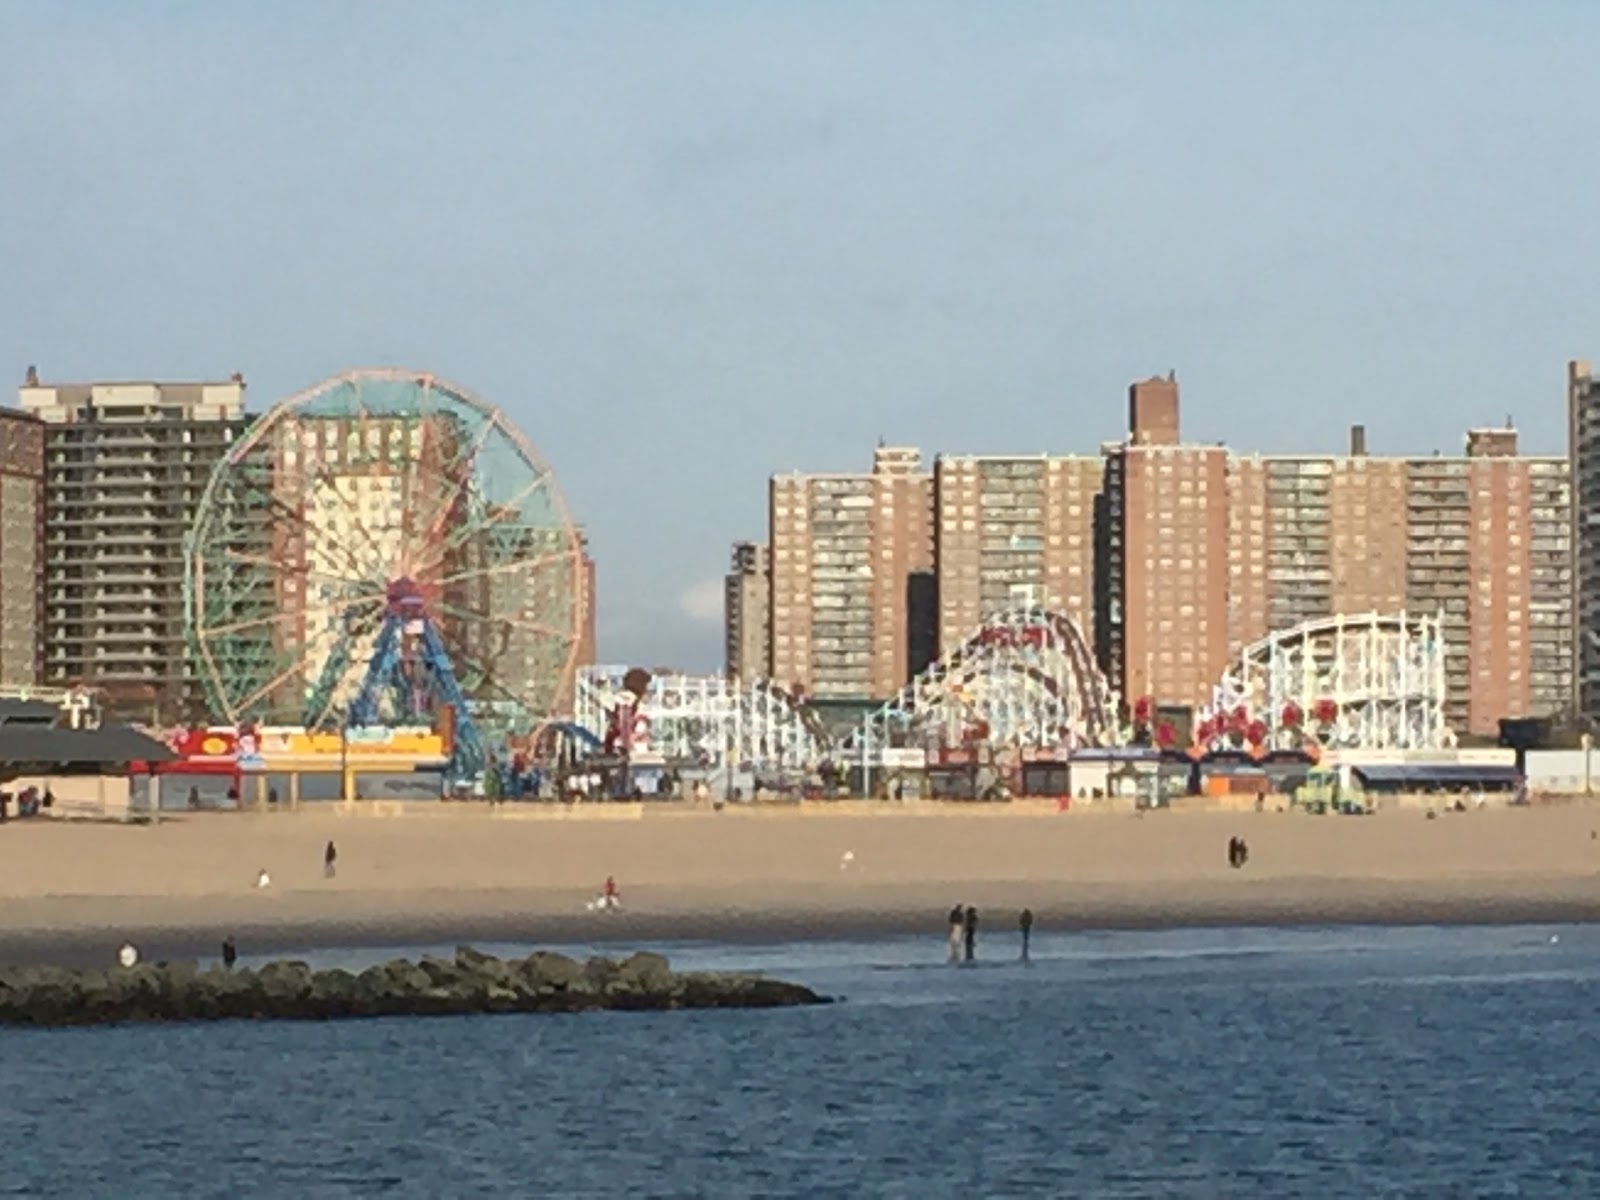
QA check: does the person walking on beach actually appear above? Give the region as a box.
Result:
[947,904,964,963]
[324,840,338,879]
[1019,908,1034,963]
[222,936,237,970]
[963,905,978,963]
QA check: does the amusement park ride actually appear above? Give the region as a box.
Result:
[571,607,1454,797]
[313,578,488,781]
[176,372,1458,798]
[184,368,586,790]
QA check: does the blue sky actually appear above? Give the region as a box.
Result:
[4,1,1599,670]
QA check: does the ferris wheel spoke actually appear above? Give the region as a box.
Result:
[407,419,498,563]
[203,589,388,639]
[301,463,407,575]
[233,657,315,718]
[434,600,575,647]
[222,549,368,591]
[429,546,577,591]
[414,469,557,576]
[442,641,528,706]
[227,475,385,587]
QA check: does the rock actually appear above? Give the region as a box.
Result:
[581,956,619,991]
[0,947,828,1027]
[614,951,674,994]
[455,944,513,985]
[517,951,584,991]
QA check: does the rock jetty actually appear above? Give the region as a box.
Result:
[0,947,829,1027]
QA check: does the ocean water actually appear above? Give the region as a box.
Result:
[4,923,1599,1197]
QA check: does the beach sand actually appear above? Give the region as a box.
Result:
[2,803,1599,965]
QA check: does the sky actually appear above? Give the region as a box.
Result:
[4,0,1600,671]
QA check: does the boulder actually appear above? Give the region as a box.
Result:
[455,944,514,985]
[611,951,675,995]
[0,947,828,1026]
[581,956,619,991]
[516,951,584,991]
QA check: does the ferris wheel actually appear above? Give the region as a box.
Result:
[184,368,586,774]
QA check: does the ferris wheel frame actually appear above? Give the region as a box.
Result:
[183,366,587,731]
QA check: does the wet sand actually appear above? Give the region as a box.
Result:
[2,804,1598,966]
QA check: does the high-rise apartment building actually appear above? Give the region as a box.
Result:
[724,540,770,683]
[752,367,1573,737]
[1095,376,1231,709]
[768,446,933,699]
[1225,428,1568,733]
[1571,360,1600,724]
[0,407,45,688]
[933,454,1102,653]
[18,369,250,722]
[1099,379,1569,732]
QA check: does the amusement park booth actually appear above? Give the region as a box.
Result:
[0,698,174,822]
[241,726,453,804]
[150,726,246,810]
[1190,749,1318,806]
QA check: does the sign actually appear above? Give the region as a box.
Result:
[168,726,239,761]
[249,725,446,759]
[879,748,928,769]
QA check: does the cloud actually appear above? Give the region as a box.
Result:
[678,576,727,624]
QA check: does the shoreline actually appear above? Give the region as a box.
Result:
[5,806,1600,967]
[5,875,1600,968]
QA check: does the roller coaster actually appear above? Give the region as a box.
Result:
[573,608,1119,773]
[569,608,1454,776]
[839,607,1118,759]
[1199,610,1450,752]
[572,668,825,771]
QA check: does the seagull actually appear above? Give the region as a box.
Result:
[840,850,855,871]
[256,869,271,890]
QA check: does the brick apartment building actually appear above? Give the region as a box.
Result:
[0,406,44,689]
[767,446,933,699]
[18,370,251,723]
[1570,359,1600,724]
[933,453,1103,653]
[1095,380,1569,733]
[751,372,1573,738]
[723,540,770,683]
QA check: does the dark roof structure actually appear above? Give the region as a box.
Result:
[1353,764,1522,790]
[0,698,64,727]
[0,723,175,769]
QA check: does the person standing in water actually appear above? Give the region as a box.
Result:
[222,936,238,970]
[1019,908,1034,963]
[963,905,979,963]
[324,840,338,878]
[947,904,964,963]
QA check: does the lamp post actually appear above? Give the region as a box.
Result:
[340,707,352,802]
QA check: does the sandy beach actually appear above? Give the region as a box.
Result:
[2,803,1599,965]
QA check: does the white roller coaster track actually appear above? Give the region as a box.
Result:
[1205,610,1451,751]
[573,668,822,770]
[842,607,1121,758]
